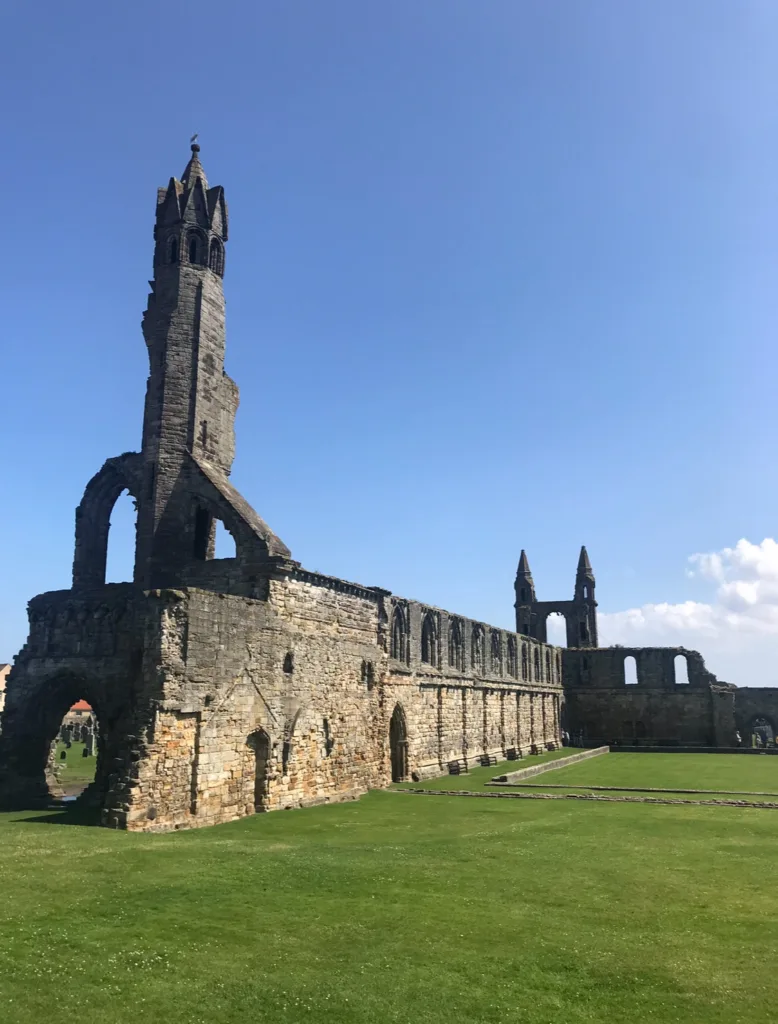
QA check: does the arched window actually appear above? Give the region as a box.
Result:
[579,619,589,643]
[674,654,689,685]
[556,651,562,681]
[490,631,502,674]
[448,618,464,671]
[624,656,638,685]
[533,647,541,680]
[390,606,408,663]
[507,637,518,679]
[545,650,551,683]
[209,237,224,276]
[521,643,528,680]
[168,236,178,264]
[421,612,438,667]
[471,626,485,676]
[188,235,199,264]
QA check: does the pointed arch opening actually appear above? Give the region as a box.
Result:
[448,618,464,671]
[53,698,99,801]
[471,625,485,676]
[507,636,518,679]
[209,237,224,276]
[104,489,137,584]
[490,631,502,675]
[168,235,178,264]
[390,606,408,663]
[188,234,200,264]
[246,728,270,811]
[389,704,408,782]
[421,612,438,667]
[193,505,238,561]
[521,642,528,681]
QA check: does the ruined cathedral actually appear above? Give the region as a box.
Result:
[0,146,773,831]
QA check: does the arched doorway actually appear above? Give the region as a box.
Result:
[0,672,109,810]
[389,705,408,782]
[247,729,271,810]
[53,698,99,801]
[751,717,775,748]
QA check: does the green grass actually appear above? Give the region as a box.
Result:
[54,741,97,789]
[543,752,778,793]
[2,754,778,1023]
[394,748,585,792]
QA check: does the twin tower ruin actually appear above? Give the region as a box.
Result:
[0,145,768,830]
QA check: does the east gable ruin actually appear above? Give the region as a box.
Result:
[0,145,774,831]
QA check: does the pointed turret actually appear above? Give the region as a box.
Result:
[515,550,536,602]
[573,545,598,647]
[514,549,538,636]
[577,545,592,575]
[181,142,209,190]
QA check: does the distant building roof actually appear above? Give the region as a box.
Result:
[70,700,92,712]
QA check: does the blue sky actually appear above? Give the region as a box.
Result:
[2,1,777,683]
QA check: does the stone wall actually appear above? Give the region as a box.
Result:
[561,646,734,746]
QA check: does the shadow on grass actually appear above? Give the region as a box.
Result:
[14,803,102,827]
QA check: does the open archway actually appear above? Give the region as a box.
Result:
[53,699,99,800]
[389,704,408,782]
[0,672,113,810]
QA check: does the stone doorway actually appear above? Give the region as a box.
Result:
[248,729,271,810]
[389,704,408,783]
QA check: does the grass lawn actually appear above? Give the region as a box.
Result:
[542,752,778,794]
[2,757,778,1023]
[54,741,97,792]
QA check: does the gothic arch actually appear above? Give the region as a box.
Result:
[72,453,143,589]
[389,704,408,782]
[471,625,485,676]
[448,618,464,671]
[421,611,438,667]
[390,605,408,663]
[209,237,225,276]
[246,728,271,811]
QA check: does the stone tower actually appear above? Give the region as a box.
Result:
[514,546,598,648]
[71,143,290,597]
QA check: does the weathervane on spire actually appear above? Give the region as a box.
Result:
[190,133,199,144]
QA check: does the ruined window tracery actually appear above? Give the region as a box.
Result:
[533,647,541,680]
[421,612,438,667]
[490,631,502,675]
[209,237,224,276]
[188,235,199,264]
[471,625,485,676]
[545,650,551,683]
[390,606,408,664]
[521,643,528,680]
[448,618,464,671]
[507,637,518,679]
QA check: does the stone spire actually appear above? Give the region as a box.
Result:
[514,549,537,636]
[181,142,209,190]
[577,546,593,577]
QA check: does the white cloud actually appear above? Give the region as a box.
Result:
[599,539,778,687]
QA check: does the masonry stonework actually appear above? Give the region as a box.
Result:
[0,145,562,831]
[2,145,773,831]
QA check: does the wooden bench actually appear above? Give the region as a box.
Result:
[447,758,469,775]
[478,753,498,767]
